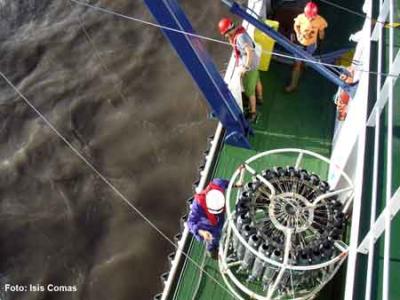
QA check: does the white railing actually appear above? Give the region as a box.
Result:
[160,1,264,299]
[160,123,224,300]
[382,1,394,299]
[343,0,400,299]
[328,1,373,299]
[363,1,384,299]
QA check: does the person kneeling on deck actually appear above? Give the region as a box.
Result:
[218,18,263,122]
[285,2,328,92]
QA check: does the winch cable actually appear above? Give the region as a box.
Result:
[40,3,236,298]
[1,1,385,298]
[0,70,238,300]
[69,0,398,79]
[68,0,349,75]
[318,0,400,29]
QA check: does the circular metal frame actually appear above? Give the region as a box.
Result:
[218,148,354,300]
[268,192,315,233]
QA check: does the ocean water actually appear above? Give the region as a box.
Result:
[0,1,231,299]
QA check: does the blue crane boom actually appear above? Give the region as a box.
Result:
[222,0,357,96]
[143,0,252,149]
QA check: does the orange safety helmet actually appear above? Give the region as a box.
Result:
[218,18,235,35]
[304,2,318,18]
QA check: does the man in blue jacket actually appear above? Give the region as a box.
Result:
[188,174,244,259]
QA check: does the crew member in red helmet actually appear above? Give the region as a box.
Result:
[218,18,263,122]
[285,2,328,92]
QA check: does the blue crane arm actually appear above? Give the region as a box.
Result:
[222,0,357,96]
[143,0,252,149]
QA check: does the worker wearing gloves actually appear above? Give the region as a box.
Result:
[188,168,245,260]
[187,178,229,259]
[218,18,262,122]
[286,2,328,92]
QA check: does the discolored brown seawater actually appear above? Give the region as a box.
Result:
[0,1,233,299]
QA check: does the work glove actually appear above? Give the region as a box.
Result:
[199,230,213,242]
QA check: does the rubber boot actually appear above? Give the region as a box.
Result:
[285,62,302,92]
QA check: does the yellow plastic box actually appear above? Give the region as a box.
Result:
[254,19,280,71]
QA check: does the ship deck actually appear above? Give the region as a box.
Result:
[170,60,339,300]
[164,1,400,299]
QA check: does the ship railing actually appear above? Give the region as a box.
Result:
[159,124,224,300]
[159,1,265,299]
[341,0,400,299]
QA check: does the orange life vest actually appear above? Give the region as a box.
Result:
[337,68,354,121]
[229,26,247,65]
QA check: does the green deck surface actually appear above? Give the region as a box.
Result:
[250,64,335,157]
[170,60,337,300]
[168,1,373,298]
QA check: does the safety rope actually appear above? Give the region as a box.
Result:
[58,3,237,297]
[318,0,400,29]
[190,246,209,300]
[69,0,398,78]
[0,71,239,300]
[66,0,131,105]
[4,1,394,298]
[171,236,196,300]
[237,0,398,78]
[69,0,228,46]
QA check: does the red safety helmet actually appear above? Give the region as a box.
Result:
[304,2,318,18]
[218,18,235,35]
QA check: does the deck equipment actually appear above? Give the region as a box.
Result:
[220,149,354,299]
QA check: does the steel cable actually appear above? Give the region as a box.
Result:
[0,71,239,300]
[69,0,398,78]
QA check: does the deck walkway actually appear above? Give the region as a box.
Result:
[170,59,337,300]
[167,0,366,297]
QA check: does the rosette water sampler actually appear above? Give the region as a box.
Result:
[219,149,354,300]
